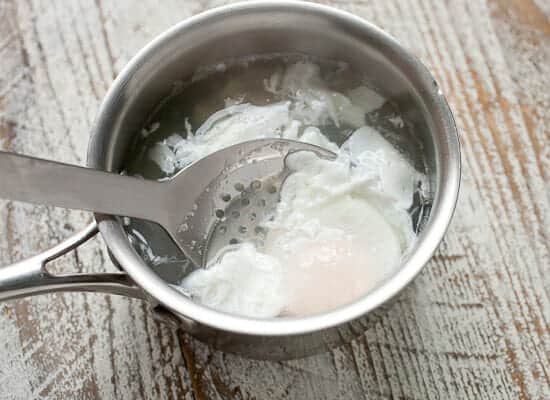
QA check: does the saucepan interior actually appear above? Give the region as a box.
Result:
[88,1,459,358]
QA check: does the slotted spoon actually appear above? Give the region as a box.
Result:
[0,139,334,267]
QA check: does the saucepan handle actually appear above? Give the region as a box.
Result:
[0,222,145,301]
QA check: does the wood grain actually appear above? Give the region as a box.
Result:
[0,0,548,399]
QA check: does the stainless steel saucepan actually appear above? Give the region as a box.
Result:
[0,1,460,360]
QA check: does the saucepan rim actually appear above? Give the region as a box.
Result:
[89,0,461,336]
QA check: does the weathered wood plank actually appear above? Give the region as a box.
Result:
[0,0,548,399]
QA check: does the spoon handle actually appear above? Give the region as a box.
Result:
[0,151,165,222]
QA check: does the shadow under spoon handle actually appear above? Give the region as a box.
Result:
[0,151,166,222]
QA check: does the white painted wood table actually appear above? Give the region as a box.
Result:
[0,0,548,399]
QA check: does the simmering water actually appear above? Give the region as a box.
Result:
[123,54,431,295]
